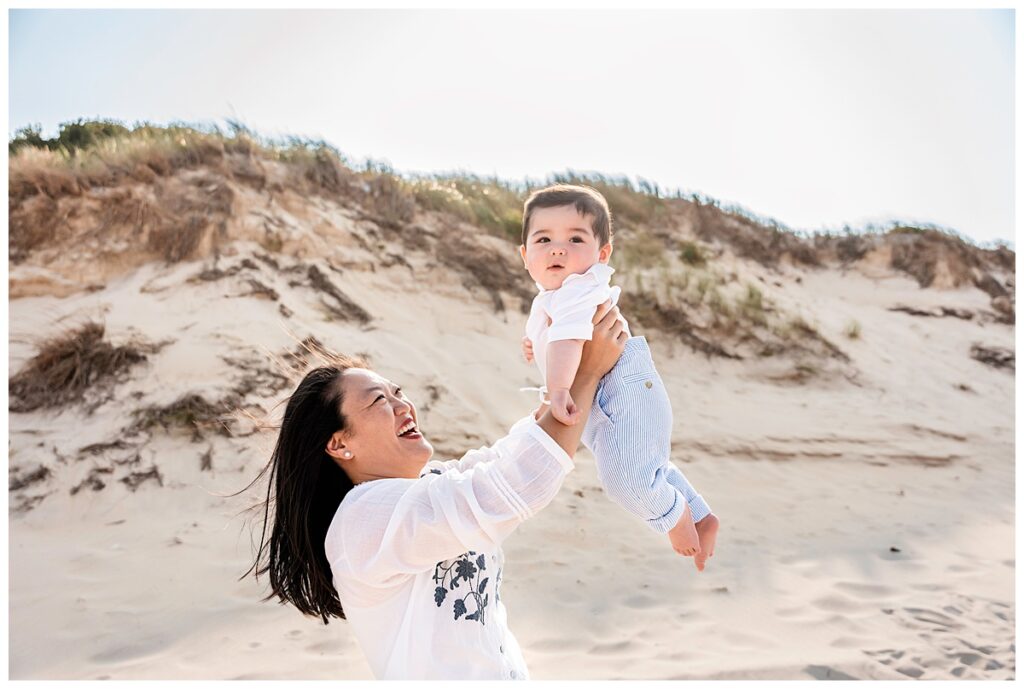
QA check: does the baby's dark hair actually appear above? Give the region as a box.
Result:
[521,184,613,247]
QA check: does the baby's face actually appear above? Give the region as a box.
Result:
[519,204,612,291]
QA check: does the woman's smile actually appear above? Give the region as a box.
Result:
[397,418,422,440]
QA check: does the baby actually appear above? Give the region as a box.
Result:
[518,184,719,569]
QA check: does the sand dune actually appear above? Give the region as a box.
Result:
[8,172,1015,680]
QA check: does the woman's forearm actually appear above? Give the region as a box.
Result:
[535,370,600,457]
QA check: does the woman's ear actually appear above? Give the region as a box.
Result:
[599,243,613,263]
[325,431,353,461]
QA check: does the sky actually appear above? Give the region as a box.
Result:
[8,9,1015,245]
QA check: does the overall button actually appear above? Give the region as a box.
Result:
[644,380,653,389]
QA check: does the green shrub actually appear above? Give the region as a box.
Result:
[679,240,706,266]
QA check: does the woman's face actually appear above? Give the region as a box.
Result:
[331,368,434,482]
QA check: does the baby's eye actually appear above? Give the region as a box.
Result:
[570,237,585,243]
[535,237,549,243]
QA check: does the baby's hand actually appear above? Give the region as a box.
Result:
[522,336,534,363]
[549,388,580,426]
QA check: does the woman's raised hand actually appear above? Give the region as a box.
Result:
[578,299,627,382]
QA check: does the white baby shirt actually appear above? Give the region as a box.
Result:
[525,262,631,387]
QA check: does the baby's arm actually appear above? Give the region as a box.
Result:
[546,339,585,425]
[521,336,534,363]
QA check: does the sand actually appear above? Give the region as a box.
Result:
[7,203,1015,680]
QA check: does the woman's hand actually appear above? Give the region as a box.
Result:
[577,300,627,383]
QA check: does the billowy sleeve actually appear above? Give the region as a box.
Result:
[330,421,573,585]
[417,415,537,476]
[545,272,612,342]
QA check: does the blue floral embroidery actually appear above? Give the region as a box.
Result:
[433,551,490,624]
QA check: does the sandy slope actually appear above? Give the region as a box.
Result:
[8,230,1014,680]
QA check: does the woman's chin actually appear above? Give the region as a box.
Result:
[410,436,433,462]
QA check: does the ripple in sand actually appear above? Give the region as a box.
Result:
[589,639,636,655]
[89,638,168,664]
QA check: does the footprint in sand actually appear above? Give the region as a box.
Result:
[829,635,876,649]
[527,637,587,654]
[904,607,961,630]
[623,594,659,609]
[810,593,864,614]
[863,648,902,666]
[722,630,776,649]
[773,605,809,619]
[306,639,345,654]
[834,581,896,599]
[865,597,1015,680]
[894,664,925,678]
[947,563,979,573]
[804,664,859,680]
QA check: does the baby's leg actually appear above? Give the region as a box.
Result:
[582,341,686,534]
[665,464,712,524]
[666,463,719,570]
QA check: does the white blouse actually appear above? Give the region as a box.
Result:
[525,263,631,387]
[324,417,574,680]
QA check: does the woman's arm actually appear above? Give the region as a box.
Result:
[333,424,576,580]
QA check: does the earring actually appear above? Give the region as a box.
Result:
[342,451,353,459]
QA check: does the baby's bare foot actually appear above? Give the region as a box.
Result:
[692,513,719,572]
[667,504,700,556]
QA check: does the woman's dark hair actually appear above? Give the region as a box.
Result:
[240,350,368,624]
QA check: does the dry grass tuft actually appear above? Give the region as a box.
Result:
[437,233,535,314]
[120,466,164,491]
[9,465,51,491]
[10,322,156,412]
[366,174,416,225]
[616,230,670,271]
[409,174,524,242]
[969,344,1014,372]
[679,240,707,266]
[9,193,69,261]
[618,292,740,359]
[305,265,372,323]
[128,393,235,442]
[688,200,820,268]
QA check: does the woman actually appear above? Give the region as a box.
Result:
[247,301,627,679]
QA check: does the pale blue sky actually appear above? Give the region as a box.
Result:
[8,9,1015,245]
